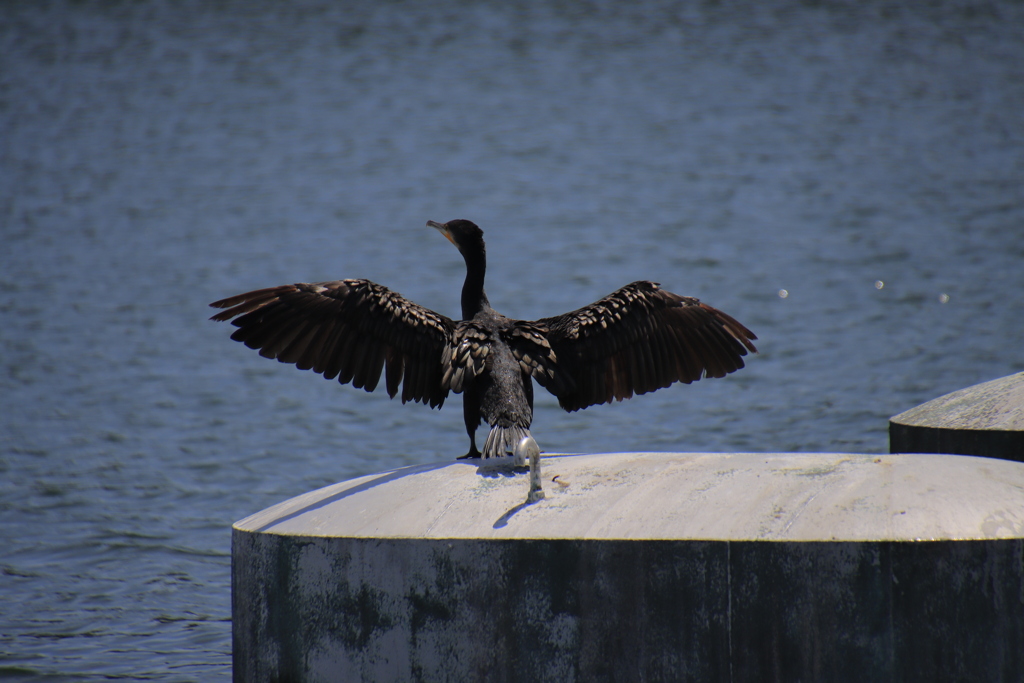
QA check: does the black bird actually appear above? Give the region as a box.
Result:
[210,219,757,464]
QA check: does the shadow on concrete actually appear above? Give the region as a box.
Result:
[250,452,582,532]
[250,459,478,532]
[493,497,545,529]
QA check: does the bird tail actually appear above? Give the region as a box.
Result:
[481,425,533,466]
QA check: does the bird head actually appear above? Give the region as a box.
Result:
[427,219,484,255]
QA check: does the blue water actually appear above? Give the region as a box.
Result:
[2,0,1023,678]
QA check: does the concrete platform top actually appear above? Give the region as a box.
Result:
[891,371,1024,432]
[235,452,1024,542]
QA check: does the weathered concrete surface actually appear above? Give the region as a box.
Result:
[233,452,1024,682]
[237,452,1024,541]
[890,371,1024,461]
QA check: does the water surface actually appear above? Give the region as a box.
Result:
[2,0,1023,678]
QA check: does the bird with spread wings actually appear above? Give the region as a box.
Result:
[210,219,757,466]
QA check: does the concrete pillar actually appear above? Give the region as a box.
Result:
[232,452,1024,682]
[890,371,1024,461]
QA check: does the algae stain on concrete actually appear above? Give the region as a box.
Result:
[407,550,468,646]
[327,583,395,651]
[407,588,454,642]
[267,537,322,677]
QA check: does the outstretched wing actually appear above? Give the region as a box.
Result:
[210,279,455,408]
[536,280,758,412]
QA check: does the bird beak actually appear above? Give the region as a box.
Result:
[427,220,456,246]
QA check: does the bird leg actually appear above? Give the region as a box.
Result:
[457,437,481,460]
[458,389,482,460]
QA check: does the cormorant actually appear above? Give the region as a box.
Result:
[210,219,757,464]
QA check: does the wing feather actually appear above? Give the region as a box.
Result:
[538,281,757,412]
[361,346,387,392]
[384,347,404,399]
[210,280,455,407]
[349,339,376,390]
[277,323,320,366]
[322,326,356,381]
[255,321,308,360]
[297,320,336,372]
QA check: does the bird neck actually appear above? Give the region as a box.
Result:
[460,247,490,319]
